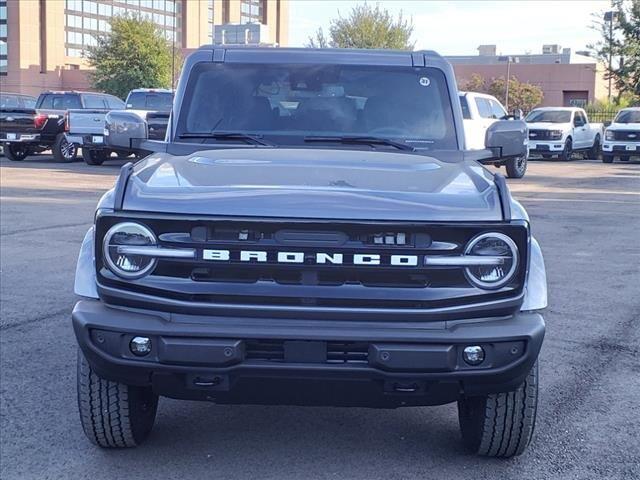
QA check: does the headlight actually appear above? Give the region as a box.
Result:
[103,222,158,279]
[464,232,518,289]
[605,130,615,140]
[550,130,563,140]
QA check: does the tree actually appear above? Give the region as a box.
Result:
[461,74,543,112]
[589,0,640,102]
[461,73,486,92]
[488,76,544,112]
[306,4,414,50]
[84,15,181,99]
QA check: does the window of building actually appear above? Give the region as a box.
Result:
[240,0,264,24]
[0,0,6,75]
[64,0,182,57]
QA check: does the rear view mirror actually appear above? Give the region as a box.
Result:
[104,111,148,150]
[512,109,523,120]
[485,120,528,160]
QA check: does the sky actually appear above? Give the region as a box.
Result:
[288,1,610,56]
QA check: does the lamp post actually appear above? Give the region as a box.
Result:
[498,56,518,111]
[604,11,617,101]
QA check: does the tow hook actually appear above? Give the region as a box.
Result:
[392,382,420,393]
[193,376,222,387]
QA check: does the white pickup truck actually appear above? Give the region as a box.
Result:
[459,91,528,178]
[602,107,640,163]
[525,107,603,160]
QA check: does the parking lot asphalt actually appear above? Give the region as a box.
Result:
[1,155,639,480]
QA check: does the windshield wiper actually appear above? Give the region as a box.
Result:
[304,135,416,151]
[179,131,274,147]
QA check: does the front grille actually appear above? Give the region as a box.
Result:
[245,339,369,364]
[529,129,556,140]
[96,215,529,315]
[612,130,640,141]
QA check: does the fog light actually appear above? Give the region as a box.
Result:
[130,336,152,356]
[463,345,485,366]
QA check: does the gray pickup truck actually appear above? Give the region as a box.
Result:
[66,88,172,165]
[73,47,546,457]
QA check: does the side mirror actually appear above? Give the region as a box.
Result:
[484,119,528,160]
[104,111,148,150]
[512,108,523,120]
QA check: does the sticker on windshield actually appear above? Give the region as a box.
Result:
[419,77,431,87]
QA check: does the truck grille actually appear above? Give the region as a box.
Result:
[612,130,640,141]
[528,129,554,140]
[95,215,529,317]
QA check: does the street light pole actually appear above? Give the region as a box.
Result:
[505,57,511,110]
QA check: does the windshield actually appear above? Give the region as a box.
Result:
[126,92,173,111]
[525,110,572,123]
[613,110,640,124]
[177,63,457,150]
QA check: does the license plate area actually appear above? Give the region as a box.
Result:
[92,135,103,144]
[6,133,17,140]
[625,145,636,151]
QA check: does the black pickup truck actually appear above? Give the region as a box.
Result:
[0,90,123,162]
[73,47,547,458]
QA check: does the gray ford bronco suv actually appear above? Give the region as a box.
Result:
[73,47,546,457]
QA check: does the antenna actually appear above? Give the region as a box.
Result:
[168,0,175,142]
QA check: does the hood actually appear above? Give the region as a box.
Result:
[526,122,570,130]
[608,122,640,131]
[123,148,502,222]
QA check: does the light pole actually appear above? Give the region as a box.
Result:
[604,11,617,101]
[498,56,518,111]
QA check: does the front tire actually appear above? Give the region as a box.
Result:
[602,154,614,164]
[3,142,30,161]
[559,138,573,161]
[589,135,601,159]
[458,362,538,458]
[505,155,527,179]
[620,155,630,161]
[53,133,77,163]
[82,148,107,165]
[77,349,158,448]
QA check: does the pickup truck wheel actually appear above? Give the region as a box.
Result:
[559,138,572,161]
[620,155,630,161]
[458,362,538,458]
[505,155,527,179]
[77,349,158,448]
[53,134,77,163]
[3,143,30,161]
[542,154,552,159]
[589,135,601,159]
[602,154,614,163]
[82,148,107,165]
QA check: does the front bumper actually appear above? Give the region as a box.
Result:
[73,300,545,407]
[529,140,565,153]
[602,141,640,154]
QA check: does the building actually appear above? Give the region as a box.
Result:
[447,44,610,108]
[0,0,289,96]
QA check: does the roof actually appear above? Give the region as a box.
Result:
[197,45,442,58]
[530,107,583,112]
[128,88,173,93]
